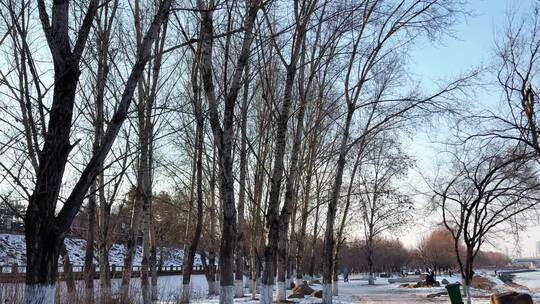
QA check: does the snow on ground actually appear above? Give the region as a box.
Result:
[0,234,26,265]
[0,233,202,268]
[3,272,540,303]
[514,271,540,291]
[46,275,478,303]
[2,233,540,303]
[144,274,495,304]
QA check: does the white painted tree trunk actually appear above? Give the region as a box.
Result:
[250,278,256,295]
[464,283,472,304]
[307,275,313,284]
[249,279,257,293]
[180,284,190,303]
[260,284,273,304]
[274,281,286,302]
[244,275,250,288]
[234,279,243,298]
[220,286,235,304]
[295,277,303,287]
[208,280,218,296]
[368,274,375,285]
[322,283,332,304]
[25,284,55,304]
[332,280,338,296]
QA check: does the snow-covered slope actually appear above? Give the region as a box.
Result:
[0,233,202,267]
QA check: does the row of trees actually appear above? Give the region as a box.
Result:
[1,0,540,304]
[340,228,510,275]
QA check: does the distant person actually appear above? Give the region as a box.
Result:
[343,267,349,282]
[426,269,436,286]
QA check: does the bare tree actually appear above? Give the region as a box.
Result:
[319,1,468,302]
[179,40,205,304]
[17,0,172,301]
[417,227,460,274]
[196,1,261,302]
[257,1,318,301]
[432,144,540,304]
[473,3,540,157]
[356,136,413,285]
[234,61,251,298]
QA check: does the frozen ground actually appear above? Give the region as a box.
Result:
[136,274,499,303]
[2,233,540,303]
[3,273,540,303]
[50,274,540,303]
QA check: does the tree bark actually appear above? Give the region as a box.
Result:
[180,57,205,303]
[308,192,321,283]
[61,244,77,304]
[197,1,260,302]
[262,3,316,301]
[322,106,353,304]
[84,193,96,304]
[235,63,250,298]
[93,2,117,301]
[208,149,219,296]
[25,1,171,302]
[295,127,318,285]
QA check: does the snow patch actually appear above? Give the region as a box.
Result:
[0,233,210,269]
[24,284,55,304]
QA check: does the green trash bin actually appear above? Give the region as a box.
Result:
[445,283,464,304]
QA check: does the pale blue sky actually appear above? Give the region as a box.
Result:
[410,0,508,83]
[398,0,540,257]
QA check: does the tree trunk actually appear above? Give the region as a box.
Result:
[61,244,77,304]
[332,245,339,295]
[205,149,219,296]
[367,240,375,285]
[94,2,115,300]
[463,248,474,304]
[24,1,172,303]
[120,184,144,302]
[197,2,259,303]
[84,193,96,304]
[276,67,309,300]
[287,201,297,290]
[308,194,321,283]
[181,68,205,302]
[263,4,313,300]
[235,63,249,299]
[24,70,80,303]
[24,221,62,304]
[260,67,296,304]
[295,136,317,285]
[141,202,151,304]
[98,185,112,304]
[98,235,111,304]
[85,62,103,301]
[150,220,158,300]
[322,107,353,304]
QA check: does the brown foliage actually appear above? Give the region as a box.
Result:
[416,227,510,269]
[339,237,412,273]
[417,227,460,270]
